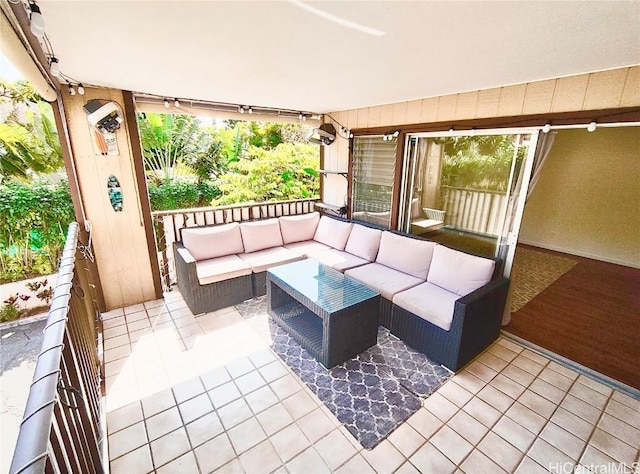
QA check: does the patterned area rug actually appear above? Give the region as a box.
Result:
[511,247,579,313]
[236,297,452,449]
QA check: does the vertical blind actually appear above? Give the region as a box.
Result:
[351,136,397,228]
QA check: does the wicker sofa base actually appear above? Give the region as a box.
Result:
[252,271,268,297]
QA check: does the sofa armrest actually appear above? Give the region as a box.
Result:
[176,245,196,264]
[174,242,200,287]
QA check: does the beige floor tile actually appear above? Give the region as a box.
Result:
[200,367,232,391]
[388,422,427,457]
[145,406,183,441]
[550,407,595,441]
[451,371,486,394]
[490,373,527,399]
[476,352,509,372]
[271,423,312,462]
[239,440,282,473]
[103,307,125,319]
[423,392,459,422]
[247,347,278,368]
[234,369,267,395]
[225,357,255,378]
[315,429,359,471]
[150,427,190,468]
[488,343,519,363]
[185,411,224,448]
[194,433,236,473]
[477,384,515,412]
[259,360,290,383]
[514,456,548,474]
[492,416,536,453]
[465,360,498,382]
[547,361,579,380]
[527,438,574,472]
[103,315,126,329]
[257,402,295,435]
[361,439,405,474]
[539,366,574,391]
[496,338,524,354]
[430,426,473,465]
[104,324,128,339]
[286,447,331,474]
[589,428,638,465]
[104,344,132,363]
[605,399,640,427]
[598,413,640,448]
[107,401,143,434]
[505,402,547,435]
[579,444,618,471]
[569,382,609,409]
[141,388,175,418]
[217,398,253,430]
[502,364,535,387]
[156,451,199,474]
[561,394,602,424]
[409,442,456,474]
[178,392,213,424]
[477,431,524,472]
[227,417,267,454]
[335,454,374,473]
[109,421,148,460]
[519,349,550,366]
[461,449,508,474]
[282,389,318,420]
[297,408,336,443]
[172,377,205,404]
[128,319,152,332]
[244,385,279,414]
[511,354,545,376]
[104,358,128,378]
[529,377,567,404]
[269,374,303,400]
[395,461,421,473]
[463,397,501,428]
[540,422,587,461]
[110,444,153,474]
[447,409,489,445]
[437,380,474,407]
[208,381,242,409]
[518,390,557,419]
[577,375,613,396]
[611,390,640,410]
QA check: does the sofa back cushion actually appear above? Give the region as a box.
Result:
[376,232,436,279]
[345,224,382,262]
[313,216,353,250]
[240,218,284,253]
[182,223,244,261]
[427,245,496,296]
[279,212,320,244]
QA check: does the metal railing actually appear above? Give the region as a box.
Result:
[441,186,507,236]
[10,222,104,474]
[152,198,320,289]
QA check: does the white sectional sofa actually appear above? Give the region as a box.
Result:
[173,212,509,371]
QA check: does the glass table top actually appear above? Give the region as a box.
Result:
[267,259,379,313]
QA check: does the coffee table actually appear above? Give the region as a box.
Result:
[267,259,380,368]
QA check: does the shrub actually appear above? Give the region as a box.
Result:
[147,179,221,211]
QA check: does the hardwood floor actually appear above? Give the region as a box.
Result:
[504,245,640,390]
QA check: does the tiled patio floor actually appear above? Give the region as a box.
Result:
[102,291,640,473]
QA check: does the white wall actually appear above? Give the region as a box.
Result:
[519,127,640,268]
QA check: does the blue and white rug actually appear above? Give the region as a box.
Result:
[236,296,452,449]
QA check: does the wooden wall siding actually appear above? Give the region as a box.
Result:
[321,66,639,207]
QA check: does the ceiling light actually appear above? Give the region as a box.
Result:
[239,106,245,114]
[248,107,253,115]
[392,131,399,138]
[542,123,551,133]
[77,84,85,95]
[164,98,170,108]
[29,3,45,38]
[67,83,76,96]
[449,127,454,136]
[174,99,180,108]
[587,121,597,132]
[49,57,60,77]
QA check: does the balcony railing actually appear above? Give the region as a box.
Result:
[9,222,104,474]
[152,198,320,288]
[441,186,507,236]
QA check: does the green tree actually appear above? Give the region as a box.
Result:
[213,143,319,204]
[0,81,62,181]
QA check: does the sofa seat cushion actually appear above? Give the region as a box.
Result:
[313,216,353,250]
[345,263,423,300]
[376,232,436,280]
[182,222,244,261]
[240,218,284,253]
[427,245,496,296]
[393,282,459,331]
[344,224,382,262]
[283,240,331,257]
[238,247,302,273]
[195,255,252,286]
[308,249,369,272]
[279,212,320,244]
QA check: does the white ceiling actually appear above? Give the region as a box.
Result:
[38,0,640,114]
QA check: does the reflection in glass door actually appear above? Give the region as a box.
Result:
[400,131,538,263]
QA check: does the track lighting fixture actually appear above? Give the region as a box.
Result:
[174,99,180,108]
[248,107,253,115]
[542,123,551,133]
[449,127,454,136]
[67,83,75,96]
[29,3,45,38]
[239,106,245,114]
[49,57,60,77]
[587,121,597,132]
[77,84,85,95]
[164,98,170,108]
